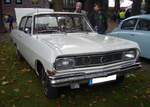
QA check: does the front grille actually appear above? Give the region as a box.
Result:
[55,49,137,70]
[74,52,123,67]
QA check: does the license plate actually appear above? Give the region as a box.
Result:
[88,75,117,86]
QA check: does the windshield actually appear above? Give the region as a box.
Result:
[34,14,93,34]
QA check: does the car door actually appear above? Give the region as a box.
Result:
[132,18,150,59]
[16,17,28,54]
[117,18,138,41]
[20,16,35,66]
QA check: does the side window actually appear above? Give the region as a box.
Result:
[121,19,137,30]
[25,17,32,33]
[19,17,27,31]
[136,19,150,31]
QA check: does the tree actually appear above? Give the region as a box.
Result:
[145,0,150,14]
[0,0,5,33]
[131,0,142,15]
[115,0,120,15]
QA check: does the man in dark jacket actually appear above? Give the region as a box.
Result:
[93,2,107,34]
[7,15,14,32]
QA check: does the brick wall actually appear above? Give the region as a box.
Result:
[2,0,49,17]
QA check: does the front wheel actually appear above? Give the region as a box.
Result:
[38,64,59,99]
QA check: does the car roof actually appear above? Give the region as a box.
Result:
[126,14,150,20]
[26,12,82,16]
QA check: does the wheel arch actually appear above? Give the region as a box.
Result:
[35,60,45,76]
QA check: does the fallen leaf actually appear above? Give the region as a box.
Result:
[12,104,16,107]
[0,58,6,61]
[140,102,144,107]
[147,94,150,98]
[21,68,30,73]
[24,95,30,98]
[13,88,20,92]
[1,61,5,64]
[89,103,93,106]
[60,94,65,99]
[1,76,6,80]
[93,100,97,104]
[9,80,16,84]
[27,80,32,84]
[142,95,147,99]
[146,88,150,94]
[127,74,136,78]
[1,81,9,85]
[112,90,116,94]
[133,95,138,99]
[1,90,5,94]
[102,98,106,102]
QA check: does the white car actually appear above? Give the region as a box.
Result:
[11,8,141,99]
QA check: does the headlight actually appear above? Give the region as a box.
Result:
[123,50,137,60]
[54,58,75,70]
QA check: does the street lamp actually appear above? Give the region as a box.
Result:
[48,0,53,9]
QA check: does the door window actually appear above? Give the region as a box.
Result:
[121,18,137,30]
[19,17,27,31]
[136,19,150,31]
[25,17,32,33]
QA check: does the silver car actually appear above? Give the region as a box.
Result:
[110,15,150,59]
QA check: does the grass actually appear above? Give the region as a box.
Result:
[0,36,150,107]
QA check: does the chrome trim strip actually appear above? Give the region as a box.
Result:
[50,62,141,87]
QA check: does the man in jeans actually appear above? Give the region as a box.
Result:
[93,2,107,34]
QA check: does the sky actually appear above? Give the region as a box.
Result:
[109,0,133,7]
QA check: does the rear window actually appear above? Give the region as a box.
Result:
[136,19,150,31]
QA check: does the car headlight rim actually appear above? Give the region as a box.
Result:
[54,58,75,70]
[123,50,137,60]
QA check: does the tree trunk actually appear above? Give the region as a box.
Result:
[115,0,120,15]
[0,0,5,33]
[145,0,150,14]
[132,0,142,15]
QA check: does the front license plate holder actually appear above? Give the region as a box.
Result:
[88,75,117,86]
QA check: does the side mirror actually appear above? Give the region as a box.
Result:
[24,27,31,34]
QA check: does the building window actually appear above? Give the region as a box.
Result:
[4,0,11,4]
[63,0,76,10]
[16,0,22,4]
[32,0,39,5]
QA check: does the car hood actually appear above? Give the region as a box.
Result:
[39,33,139,55]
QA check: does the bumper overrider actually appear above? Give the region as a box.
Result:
[49,60,141,87]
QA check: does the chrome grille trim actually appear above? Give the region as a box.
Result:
[55,49,137,70]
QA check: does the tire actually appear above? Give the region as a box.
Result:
[38,64,59,99]
[16,49,23,60]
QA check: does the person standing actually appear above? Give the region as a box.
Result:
[118,9,125,23]
[7,15,14,32]
[93,2,107,34]
[74,1,86,15]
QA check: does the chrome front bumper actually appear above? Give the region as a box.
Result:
[49,61,141,87]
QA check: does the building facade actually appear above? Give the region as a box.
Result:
[1,0,49,17]
[54,0,108,12]
[1,0,108,16]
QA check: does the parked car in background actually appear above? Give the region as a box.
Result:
[11,8,141,99]
[110,15,150,59]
